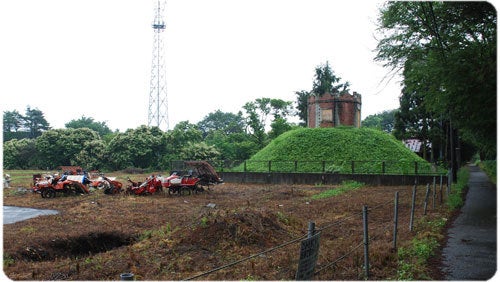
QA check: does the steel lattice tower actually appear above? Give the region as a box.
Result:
[148,0,169,130]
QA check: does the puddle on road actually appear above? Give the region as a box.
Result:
[3,206,59,224]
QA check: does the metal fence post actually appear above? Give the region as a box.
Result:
[351,161,355,174]
[409,184,416,232]
[439,174,443,204]
[363,205,370,279]
[268,161,272,173]
[423,183,430,215]
[432,177,436,209]
[308,221,316,238]
[393,191,399,250]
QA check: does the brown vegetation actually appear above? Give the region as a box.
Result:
[3,175,448,280]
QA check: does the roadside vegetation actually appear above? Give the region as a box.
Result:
[396,166,470,280]
[478,160,496,184]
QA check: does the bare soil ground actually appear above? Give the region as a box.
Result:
[3,179,448,280]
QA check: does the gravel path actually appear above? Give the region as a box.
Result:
[440,165,497,280]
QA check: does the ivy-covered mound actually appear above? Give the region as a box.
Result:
[241,127,439,174]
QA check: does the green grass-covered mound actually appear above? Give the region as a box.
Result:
[239,127,440,175]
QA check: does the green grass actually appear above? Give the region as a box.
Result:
[396,217,446,280]
[235,127,442,174]
[311,180,364,199]
[479,160,496,184]
[446,167,470,210]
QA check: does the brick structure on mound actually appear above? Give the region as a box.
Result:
[307,92,362,128]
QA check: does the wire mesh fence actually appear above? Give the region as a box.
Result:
[180,179,448,280]
[169,159,446,176]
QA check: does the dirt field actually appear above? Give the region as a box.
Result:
[3,179,448,280]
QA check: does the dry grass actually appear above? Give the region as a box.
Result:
[3,170,449,280]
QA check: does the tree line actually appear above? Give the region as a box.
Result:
[375,1,496,176]
[3,62,373,171]
[3,100,295,171]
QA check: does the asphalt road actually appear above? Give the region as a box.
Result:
[440,165,497,280]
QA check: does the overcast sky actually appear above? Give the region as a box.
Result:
[0,0,401,132]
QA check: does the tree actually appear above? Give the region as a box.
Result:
[166,121,203,150]
[3,138,38,169]
[3,110,30,141]
[197,110,245,138]
[35,128,100,169]
[361,109,397,133]
[375,2,496,160]
[107,125,167,170]
[294,90,310,127]
[24,107,50,138]
[205,131,258,161]
[3,110,23,132]
[295,62,351,126]
[179,141,221,160]
[73,139,107,170]
[242,97,294,147]
[65,116,112,137]
[269,117,293,139]
[312,61,350,96]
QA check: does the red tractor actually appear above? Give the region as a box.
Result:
[126,175,163,196]
[32,174,91,198]
[162,161,223,196]
[90,175,123,195]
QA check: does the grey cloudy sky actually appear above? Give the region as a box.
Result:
[0,0,401,132]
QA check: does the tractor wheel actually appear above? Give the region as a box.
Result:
[168,187,175,196]
[42,188,56,198]
[74,183,86,194]
[63,184,73,196]
[180,186,191,196]
[193,183,204,194]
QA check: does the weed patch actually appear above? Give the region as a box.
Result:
[311,180,364,199]
[446,167,469,210]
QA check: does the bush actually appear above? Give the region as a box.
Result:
[479,160,496,184]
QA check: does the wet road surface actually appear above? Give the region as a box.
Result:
[440,165,497,280]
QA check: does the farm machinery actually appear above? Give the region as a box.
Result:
[126,175,163,195]
[90,175,123,195]
[32,173,91,198]
[126,161,223,196]
[164,161,224,195]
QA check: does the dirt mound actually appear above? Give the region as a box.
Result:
[182,210,289,249]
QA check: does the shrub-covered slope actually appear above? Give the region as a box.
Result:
[242,127,436,174]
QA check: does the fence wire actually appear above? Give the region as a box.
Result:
[180,182,443,280]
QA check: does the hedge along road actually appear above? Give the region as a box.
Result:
[440,165,497,280]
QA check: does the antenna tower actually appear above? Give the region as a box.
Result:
[148,0,169,130]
